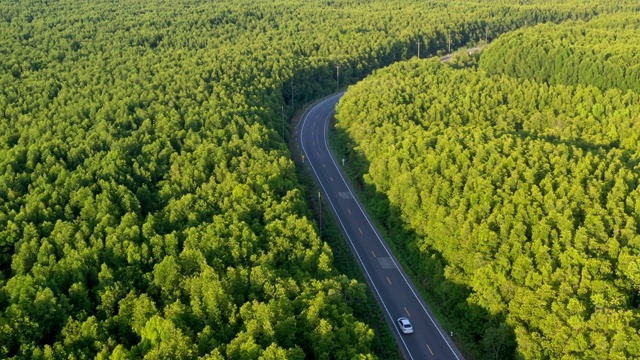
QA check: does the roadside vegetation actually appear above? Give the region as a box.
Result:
[1,0,638,358]
[334,12,640,359]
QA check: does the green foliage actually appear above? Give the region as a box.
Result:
[480,13,640,93]
[335,57,640,359]
[1,0,639,358]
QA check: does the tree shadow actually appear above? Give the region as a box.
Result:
[330,124,519,360]
[500,127,620,155]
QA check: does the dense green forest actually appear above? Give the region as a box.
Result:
[479,13,640,94]
[2,0,640,358]
[335,13,640,359]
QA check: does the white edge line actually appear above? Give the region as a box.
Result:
[299,96,414,360]
[294,91,345,132]
[319,95,462,360]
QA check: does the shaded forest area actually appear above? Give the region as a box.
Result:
[1,0,639,358]
[480,13,640,94]
[335,12,640,359]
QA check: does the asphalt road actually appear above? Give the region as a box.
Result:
[296,93,465,360]
[440,46,484,62]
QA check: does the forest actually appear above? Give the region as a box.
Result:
[479,13,640,94]
[2,0,640,358]
[334,12,640,359]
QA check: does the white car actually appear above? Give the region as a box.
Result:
[397,317,413,334]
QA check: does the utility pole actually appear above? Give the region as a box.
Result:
[291,79,294,109]
[485,25,488,43]
[447,30,451,54]
[318,191,322,235]
[417,40,421,59]
[336,63,340,90]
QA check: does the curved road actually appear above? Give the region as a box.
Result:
[296,93,464,359]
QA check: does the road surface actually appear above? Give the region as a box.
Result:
[440,46,484,62]
[296,93,464,360]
